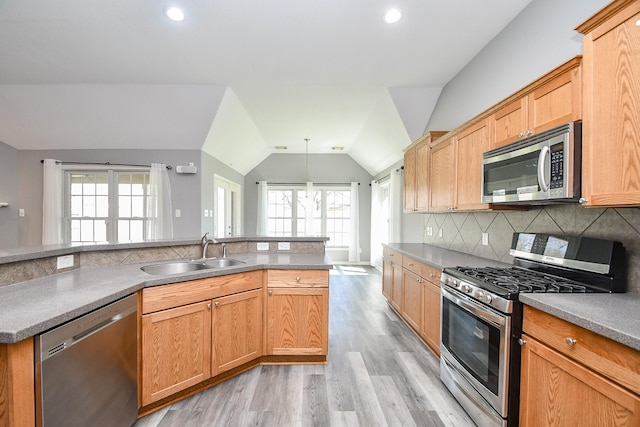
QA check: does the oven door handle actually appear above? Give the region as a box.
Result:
[442,287,505,327]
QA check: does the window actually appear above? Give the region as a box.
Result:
[65,170,150,243]
[267,187,351,247]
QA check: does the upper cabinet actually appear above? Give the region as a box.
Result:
[577,0,640,207]
[428,137,456,211]
[491,58,582,149]
[404,131,447,212]
[454,118,492,211]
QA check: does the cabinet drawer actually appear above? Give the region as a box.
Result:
[141,270,264,314]
[523,306,640,395]
[402,256,423,275]
[383,247,402,263]
[421,264,441,285]
[267,269,329,288]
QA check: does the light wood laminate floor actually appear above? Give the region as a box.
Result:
[134,266,474,427]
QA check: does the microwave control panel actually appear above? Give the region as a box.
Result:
[550,143,564,190]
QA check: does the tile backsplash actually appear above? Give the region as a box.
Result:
[422,205,640,294]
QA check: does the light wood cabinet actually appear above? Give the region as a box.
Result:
[420,264,441,356]
[266,270,329,356]
[0,339,35,427]
[429,137,456,211]
[211,289,263,376]
[140,271,264,406]
[141,301,212,406]
[402,269,422,332]
[454,118,492,210]
[381,247,442,358]
[520,306,640,426]
[403,131,447,213]
[491,59,582,149]
[578,0,640,207]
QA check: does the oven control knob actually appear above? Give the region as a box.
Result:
[484,294,493,303]
[461,284,471,293]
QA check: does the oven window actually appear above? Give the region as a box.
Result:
[483,150,539,197]
[442,298,501,395]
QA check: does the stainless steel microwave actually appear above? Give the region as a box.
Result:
[482,122,581,204]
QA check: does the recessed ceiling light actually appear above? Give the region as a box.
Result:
[164,6,185,22]
[384,8,402,24]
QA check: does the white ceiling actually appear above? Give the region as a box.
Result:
[0,0,532,175]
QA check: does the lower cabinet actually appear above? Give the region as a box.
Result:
[381,247,442,357]
[520,306,640,426]
[141,301,212,406]
[266,269,329,356]
[212,289,263,376]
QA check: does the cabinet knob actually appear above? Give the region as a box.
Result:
[207,303,211,310]
[518,132,525,138]
[518,338,527,346]
[296,276,301,282]
[565,337,577,346]
[268,290,273,296]
[525,130,533,136]
[579,198,588,204]
[214,301,220,308]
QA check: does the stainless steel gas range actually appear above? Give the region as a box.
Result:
[439,232,626,427]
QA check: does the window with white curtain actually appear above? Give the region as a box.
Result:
[65,170,150,243]
[267,186,351,247]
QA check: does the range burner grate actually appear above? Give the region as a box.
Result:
[452,266,587,293]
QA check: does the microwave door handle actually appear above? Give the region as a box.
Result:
[538,145,550,192]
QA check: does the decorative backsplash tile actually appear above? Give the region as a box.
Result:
[423,205,640,294]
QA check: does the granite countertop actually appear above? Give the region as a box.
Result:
[0,252,332,344]
[384,242,640,352]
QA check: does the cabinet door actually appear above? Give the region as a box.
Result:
[382,257,392,300]
[492,97,528,149]
[403,146,417,212]
[141,301,212,406]
[212,289,263,376]
[401,269,422,332]
[580,3,640,207]
[520,335,640,426]
[455,119,491,210]
[266,288,328,356]
[415,141,431,212]
[528,65,581,135]
[390,261,403,312]
[429,138,455,211]
[421,279,441,356]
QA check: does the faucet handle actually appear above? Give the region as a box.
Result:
[202,232,209,243]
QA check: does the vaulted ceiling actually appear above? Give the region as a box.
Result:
[0,0,532,175]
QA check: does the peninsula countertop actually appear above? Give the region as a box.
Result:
[0,252,332,344]
[384,242,640,352]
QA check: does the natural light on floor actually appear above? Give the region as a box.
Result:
[330,265,370,276]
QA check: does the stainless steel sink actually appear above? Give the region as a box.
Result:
[203,258,245,268]
[141,258,245,275]
[141,261,211,275]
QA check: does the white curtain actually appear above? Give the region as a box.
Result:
[370,179,382,269]
[389,169,402,243]
[348,182,360,263]
[256,181,268,235]
[305,181,316,236]
[42,159,63,245]
[146,163,173,240]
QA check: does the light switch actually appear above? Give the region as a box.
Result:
[175,209,181,218]
[57,255,74,269]
[18,209,25,217]
[278,242,290,250]
[257,242,269,251]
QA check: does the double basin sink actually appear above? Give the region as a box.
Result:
[141,258,245,275]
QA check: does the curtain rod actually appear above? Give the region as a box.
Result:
[371,165,404,185]
[256,181,359,186]
[40,160,172,170]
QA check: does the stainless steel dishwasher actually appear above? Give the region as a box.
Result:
[35,293,138,427]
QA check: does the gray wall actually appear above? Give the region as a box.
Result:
[200,151,246,236]
[0,141,18,249]
[245,153,373,262]
[426,0,609,131]
[16,149,204,247]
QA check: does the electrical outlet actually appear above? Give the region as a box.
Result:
[427,226,433,236]
[278,242,290,250]
[175,209,181,218]
[482,232,489,246]
[257,242,269,251]
[57,255,74,269]
[438,229,443,238]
